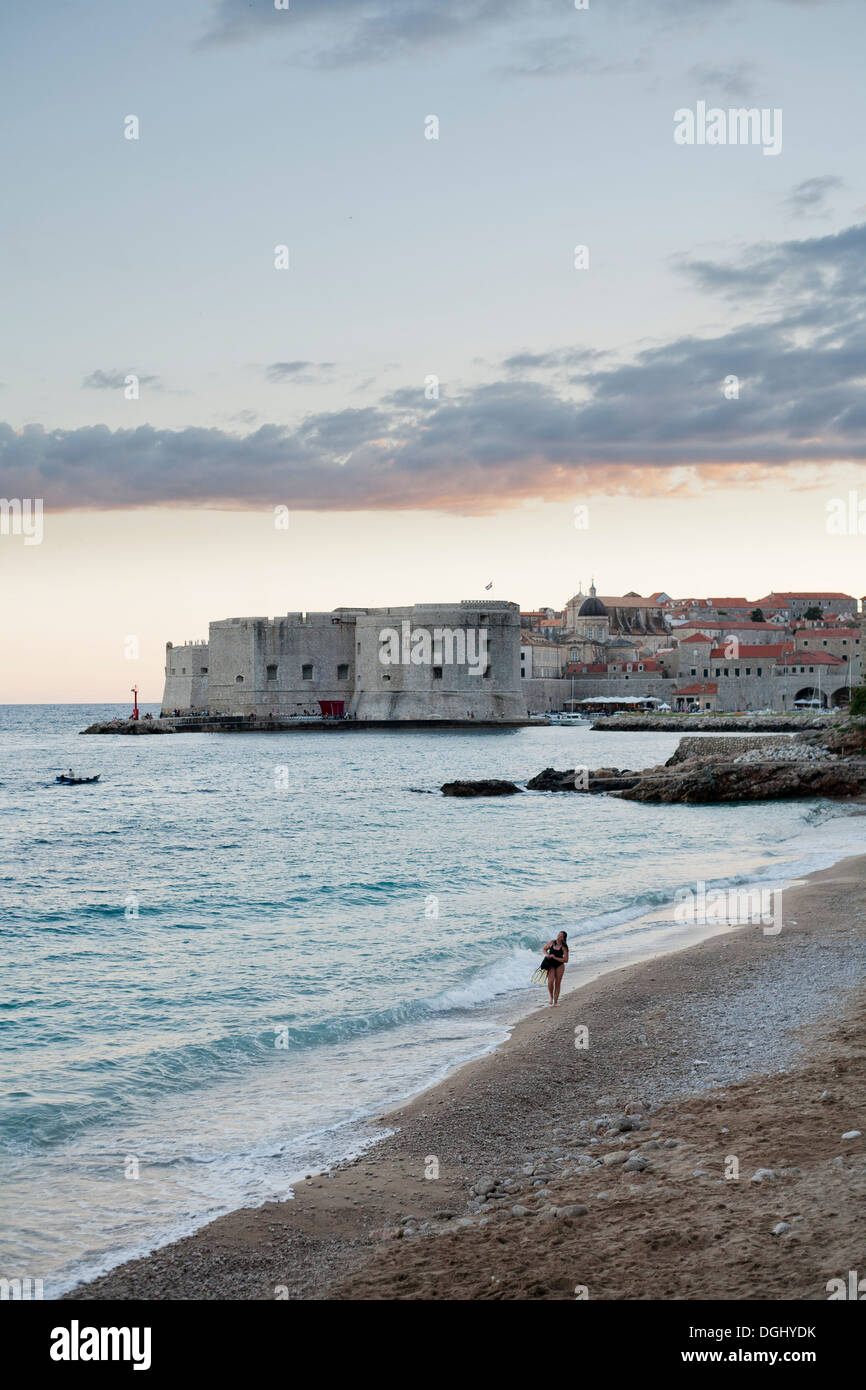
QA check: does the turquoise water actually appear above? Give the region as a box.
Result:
[1,704,863,1293]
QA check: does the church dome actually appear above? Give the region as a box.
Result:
[577,592,608,618]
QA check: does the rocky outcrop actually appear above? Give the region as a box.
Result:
[526,767,640,793]
[523,722,866,804]
[81,721,175,734]
[618,759,866,804]
[441,779,522,797]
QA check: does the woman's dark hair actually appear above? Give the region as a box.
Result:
[560,930,568,941]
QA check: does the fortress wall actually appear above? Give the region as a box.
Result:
[161,642,209,714]
[563,673,852,712]
[352,602,526,721]
[205,614,357,716]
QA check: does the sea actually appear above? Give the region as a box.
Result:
[1,703,864,1295]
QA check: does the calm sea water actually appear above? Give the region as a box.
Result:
[1,704,863,1293]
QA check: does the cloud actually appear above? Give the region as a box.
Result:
[83,369,161,390]
[783,175,845,218]
[502,348,606,372]
[200,0,835,70]
[265,361,336,383]
[677,221,866,319]
[686,61,757,100]
[201,0,527,66]
[499,38,648,80]
[8,221,866,515]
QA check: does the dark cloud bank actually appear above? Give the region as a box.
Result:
[3,222,865,515]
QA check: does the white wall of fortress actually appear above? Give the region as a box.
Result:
[161,602,527,722]
[162,642,209,714]
[353,602,525,721]
[204,613,359,716]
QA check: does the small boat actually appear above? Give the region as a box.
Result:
[56,773,101,785]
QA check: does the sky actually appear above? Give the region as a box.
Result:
[1,0,865,700]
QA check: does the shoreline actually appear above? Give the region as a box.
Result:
[66,851,866,1301]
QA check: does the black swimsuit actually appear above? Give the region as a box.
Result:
[543,944,565,971]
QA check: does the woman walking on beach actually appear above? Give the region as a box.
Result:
[542,931,568,1006]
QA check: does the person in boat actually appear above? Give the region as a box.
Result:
[541,931,568,1006]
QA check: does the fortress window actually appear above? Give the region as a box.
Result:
[757,667,762,675]
[201,667,208,675]
[235,675,244,683]
[266,665,278,680]
[746,667,751,675]
[170,667,176,675]
[734,668,740,676]
[181,668,187,674]
[302,664,314,680]
[432,666,442,679]
[337,664,349,680]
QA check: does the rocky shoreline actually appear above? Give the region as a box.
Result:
[442,720,866,804]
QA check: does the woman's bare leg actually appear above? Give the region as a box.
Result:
[547,969,555,1004]
[553,966,564,1004]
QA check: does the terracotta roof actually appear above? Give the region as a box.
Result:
[675,682,718,695]
[777,651,844,666]
[681,632,713,644]
[678,621,786,632]
[758,592,855,603]
[708,644,792,660]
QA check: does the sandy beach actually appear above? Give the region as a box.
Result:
[67,854,866,1302]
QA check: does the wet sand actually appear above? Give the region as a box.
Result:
[67,855,866,1301]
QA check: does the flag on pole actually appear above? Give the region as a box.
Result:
[484,580,493,590]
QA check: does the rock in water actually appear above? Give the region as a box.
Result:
[441,779,522,797]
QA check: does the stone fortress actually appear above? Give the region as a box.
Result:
[161,601,526,723]
[162,586,862,722]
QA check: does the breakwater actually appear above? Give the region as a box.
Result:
[591,714,837,733]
